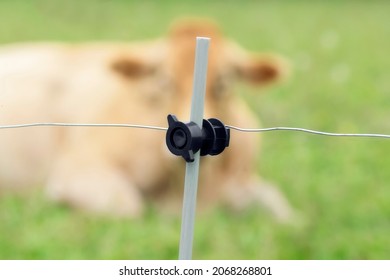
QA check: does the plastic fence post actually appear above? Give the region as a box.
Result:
[178,37,210,260]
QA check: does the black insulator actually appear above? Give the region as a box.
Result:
[166,114,230,162]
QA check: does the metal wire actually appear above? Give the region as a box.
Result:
[0,122,390,139]
[226,125,390,139]
[0,122,168,131]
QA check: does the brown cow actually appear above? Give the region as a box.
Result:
[0,19,293,222]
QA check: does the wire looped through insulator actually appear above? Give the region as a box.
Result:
[0,122,390,139]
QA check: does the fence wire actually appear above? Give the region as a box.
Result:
[226,125,390,139]
[0,123,167,131]
[0,122,390,139]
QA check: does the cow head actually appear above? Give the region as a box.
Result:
[111,19,289,121]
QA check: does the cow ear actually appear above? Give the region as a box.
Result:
[237,54,290,85]
[111,57,154,78]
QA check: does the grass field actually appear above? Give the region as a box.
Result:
[0,0,389,259]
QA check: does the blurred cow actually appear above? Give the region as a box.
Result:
[0,19,293,221]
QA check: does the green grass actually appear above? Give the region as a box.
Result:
[1,0,390,259]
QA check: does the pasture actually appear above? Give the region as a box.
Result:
[0,0,389,259]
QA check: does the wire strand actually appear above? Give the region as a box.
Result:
[0,122,390,139]
[226,125,390,139]
[0,122,168,131]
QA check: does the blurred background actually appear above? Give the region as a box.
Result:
[0,0,389,259]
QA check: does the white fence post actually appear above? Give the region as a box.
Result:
[178,37,210,260]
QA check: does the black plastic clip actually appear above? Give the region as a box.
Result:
[166,114,230,162]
